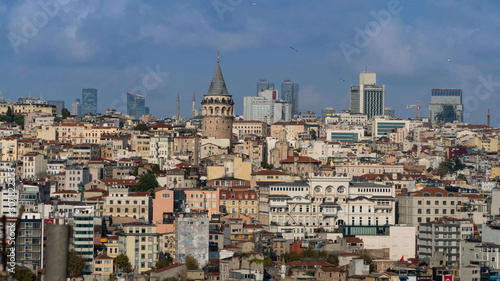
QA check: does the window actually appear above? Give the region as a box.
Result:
[426,209,430,214]
[418,200,422,205]
[435,209,439,214]
[426,201,431,205]
[418,209,422,214]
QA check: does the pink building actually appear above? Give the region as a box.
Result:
[153,188,174,233]
[184,189,219,220]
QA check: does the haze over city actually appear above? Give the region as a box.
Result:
[1,1,499,126]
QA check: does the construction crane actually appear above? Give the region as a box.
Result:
[406,100,429,119]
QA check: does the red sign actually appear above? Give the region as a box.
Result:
[443,275,453,281]
[273,91,277,100]
[45,219,54,224]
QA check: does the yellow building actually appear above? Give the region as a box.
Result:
[119,223,159,273]
[220,189,258,220]
[0,103,56,115]
[471,137,499,152]
[492,167,500,178]
[93,254,114,276]
[207,156,252,181]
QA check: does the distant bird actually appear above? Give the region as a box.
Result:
[340,78,345,82]
[290,47,299,52]
[253,2,256,5]
[448,58,452,62]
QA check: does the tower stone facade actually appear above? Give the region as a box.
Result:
[201,56,234,139]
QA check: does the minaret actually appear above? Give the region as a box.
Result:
[176,92,180,119]
[201,53,234,139]
[192,91,196,118]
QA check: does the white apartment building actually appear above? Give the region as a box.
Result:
[21,153,47,180]
[265,174,396,240]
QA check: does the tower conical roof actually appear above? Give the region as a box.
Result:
[206,58,229,96]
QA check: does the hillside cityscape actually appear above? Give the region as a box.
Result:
[2,1,500,281]
[0,55,498,281]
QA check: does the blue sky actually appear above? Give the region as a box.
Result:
[1,0,499,126]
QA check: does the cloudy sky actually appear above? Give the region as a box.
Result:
[1,0,499,126]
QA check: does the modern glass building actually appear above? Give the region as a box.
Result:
[429,89,463,124]
[281,79,299,116]
[127,92,150,119]
[257,79,274,94]
[373,118,409,138]
[331,132,359,142]
[350,72,385,119]
[82,88,97,115]
[71,99,82,117]
[47,100,65,116]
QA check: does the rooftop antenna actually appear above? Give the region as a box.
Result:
[365,64,368,73]
[488,108,491,127]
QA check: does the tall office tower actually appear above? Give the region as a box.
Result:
[126,92,150,119]
[71,99,82,117]
[47,100,65,116]
[201,54,234,139]
[281,79,299,116]
[257,79,274,94]
[350,72,385,118]
[82,88,98,115]
[73,205,95,273]
[429,89,463,124]
[243,89,291,125]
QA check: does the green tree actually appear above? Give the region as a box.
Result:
[185,255,199,270]
[116,253,132,273]
[305,269,316,276]
[310,129,317,140]
[133,123,149,131]
[108,276,118,281]
[12,266,36,281]
[134,173,159,192]
[6,106,13,121]
[153,259,172,270]
[358,249,376,273]
[62,108,71,119]
[68,250,86,277]
[260,161,274,170]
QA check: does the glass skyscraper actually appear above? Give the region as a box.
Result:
[257,79,274,94]
[429,89,463,124]
[82,88,97,115]
[127,92,150,119]
[281,79,299,116]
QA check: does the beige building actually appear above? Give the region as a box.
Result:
[105,191,152,223]
[0,103,56,115]
[119,223,159,273]
[270,121,308,139]
[397,187,460,227]
[131,133,151,159]
[335,164,404,178]
[93,254,114,276]
[470,136,499,152]
[207,156,252,181]
[232,120,267,137]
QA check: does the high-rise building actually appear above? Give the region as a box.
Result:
[243,89,291,125]
[201,54,234,139]
[322,107,336,119]
[126,92,150,119]
[73,205,95,273]
[428,89,463,124]
[82,88,98,115]
[384,107,395,118]
[350,72,385,118]
[71,99,82,117]
[281,80,299,116]
[257,79,274,94]
[47,100,65,116]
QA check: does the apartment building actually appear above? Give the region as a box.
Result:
[105,191,152,223]
[397,187,460,227]
[119,223,159,273]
